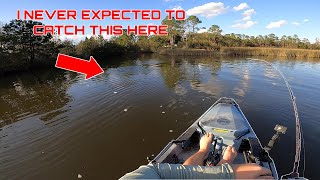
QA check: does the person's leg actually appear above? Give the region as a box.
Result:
[217,146,237,165]
[183,133,213,166]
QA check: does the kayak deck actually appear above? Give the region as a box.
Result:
[150,97,278,178]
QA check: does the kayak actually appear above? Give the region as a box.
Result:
[149,97,278,178]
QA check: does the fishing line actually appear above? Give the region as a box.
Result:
[246,58,304,178]
[301,126,306,177]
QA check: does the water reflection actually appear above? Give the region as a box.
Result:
[0,55,319,179]
[159,58,184,89]
[0,70,73,128]
[233,67,250,98]
[187,58,224,98]
[191,78,224,98]
[263,66,280,80]
[157,56,224,97]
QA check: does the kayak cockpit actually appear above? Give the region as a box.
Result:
[150,97,278,178]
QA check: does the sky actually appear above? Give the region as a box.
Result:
[0,0,319,42]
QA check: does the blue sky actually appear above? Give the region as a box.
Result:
[0,0,319,42]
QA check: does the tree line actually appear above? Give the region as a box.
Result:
[160,15,320,50]
[1,17,320,73]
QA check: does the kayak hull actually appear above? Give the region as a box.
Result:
[151,97,278,178]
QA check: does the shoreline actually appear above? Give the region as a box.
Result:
[158,47,320,59]
[1,47,320,75]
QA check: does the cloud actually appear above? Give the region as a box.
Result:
[197,28,208,33]
[58,34,112,44]
[58,34,87,43]
[292,18,309,26]
[172,5,183,10]
[292,22,300,26]
[186,2,228,18]
[232,21,256,29]
[266,20,287,29]
[101,34,113,40]
[242,9,255,21]
[303,18,310,22]
[233,3,249,11]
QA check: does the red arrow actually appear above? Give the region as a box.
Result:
[55,53,104,80]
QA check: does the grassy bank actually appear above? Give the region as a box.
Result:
[159,47,320,59]
[222,47,320,58]
[158,48,220,56]
[0,53,141,76]
[2,47,320,75]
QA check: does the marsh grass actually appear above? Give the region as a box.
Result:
[159,47,320,59]
[222,47,320,59]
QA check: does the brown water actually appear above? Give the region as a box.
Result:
[0,55,319,179]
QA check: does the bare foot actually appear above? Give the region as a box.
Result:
[183,133,214,166]
[217,145,237,165]
[199,133,214,154]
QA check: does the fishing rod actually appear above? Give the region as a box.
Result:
[246,58,305,179]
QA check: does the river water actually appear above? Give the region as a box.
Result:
[0,55,319,179]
